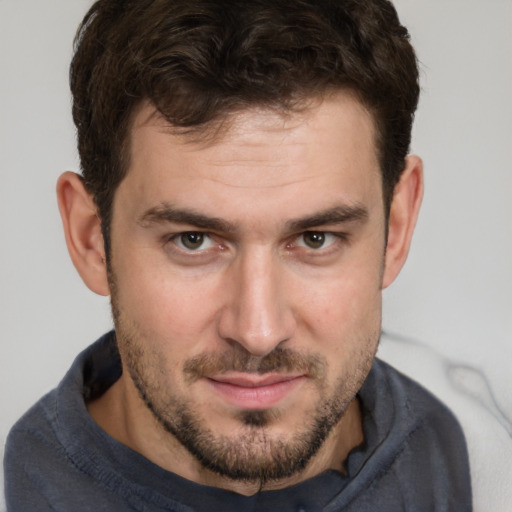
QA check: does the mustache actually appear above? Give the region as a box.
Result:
[183,346,326,383]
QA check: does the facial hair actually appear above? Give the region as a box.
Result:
[109,271,376,485]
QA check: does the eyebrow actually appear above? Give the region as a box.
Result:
[138,203,368,233]
[285,204,368,232]
[138,204,237,233]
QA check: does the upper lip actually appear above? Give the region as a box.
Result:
[207,373,304,388]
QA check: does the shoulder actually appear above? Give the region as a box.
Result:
[4,389,67,510]
[373,357,462,421]
[5,388,61,455]
[3,332,123,511]
[353,358,472,509]
[369,357,469,452]
[377,333,512,511]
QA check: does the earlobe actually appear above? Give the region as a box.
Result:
[382,155,424,289]
[56,171,110,296]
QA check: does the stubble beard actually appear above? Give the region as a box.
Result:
[109,274,376,486]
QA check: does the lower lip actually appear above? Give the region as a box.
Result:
[207,376,305,410]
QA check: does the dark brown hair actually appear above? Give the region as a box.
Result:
[70,0,419,245]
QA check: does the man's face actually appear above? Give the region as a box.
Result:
[108,93,386,482]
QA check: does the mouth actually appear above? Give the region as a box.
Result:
[206,373,306,410]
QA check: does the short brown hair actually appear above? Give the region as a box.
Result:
[70,0,419,245]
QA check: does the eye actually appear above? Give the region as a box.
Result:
[174,232,215,251]
[295,231,338,250]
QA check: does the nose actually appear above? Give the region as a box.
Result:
[217,247,296,357]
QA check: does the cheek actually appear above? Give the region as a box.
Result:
[303,265,382,328]
[113,250,223,350]
[297,261,382,362]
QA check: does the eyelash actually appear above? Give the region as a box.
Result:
[172,232,216,251]
[290,231,347,251]
[165,230,348,255]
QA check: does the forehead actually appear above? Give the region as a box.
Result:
[118,92,382,227]
[130,92,378,173]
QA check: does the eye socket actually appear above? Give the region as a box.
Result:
[174,232,214,251]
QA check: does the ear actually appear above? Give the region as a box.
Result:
[56,171,110,296]
[382,155,424,289]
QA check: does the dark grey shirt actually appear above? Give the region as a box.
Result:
[4,332,472,511]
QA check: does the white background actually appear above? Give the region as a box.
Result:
[1,0,511,499]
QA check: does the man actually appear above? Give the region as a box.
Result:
[4,0,471,510]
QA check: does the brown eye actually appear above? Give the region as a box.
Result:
[302,232,326,249]
[179,232,206,250]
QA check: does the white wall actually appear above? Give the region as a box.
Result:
[1,0,511,493]
[0,0,112,454]
[383,0,512,406]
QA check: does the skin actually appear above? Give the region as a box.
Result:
[57,92,423,496]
